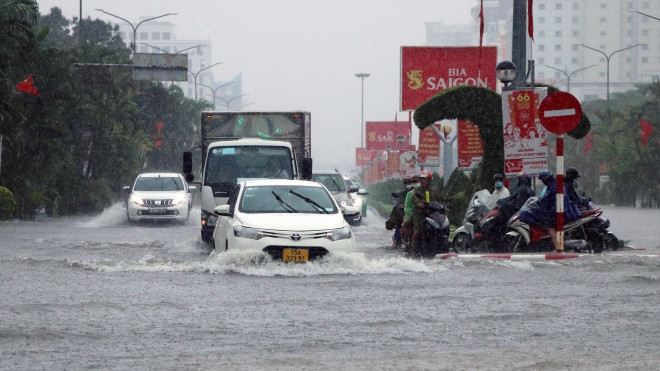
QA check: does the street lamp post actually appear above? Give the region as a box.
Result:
[355,73,370,148]
[578,43,640,111]
[543,65,597,93]
[95,9,177,53]
[141,43,205,55]
[188,62,222,101]
[197,81,239,109]
[209,94,249,111]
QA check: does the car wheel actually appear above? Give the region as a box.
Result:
[452,233,470,254]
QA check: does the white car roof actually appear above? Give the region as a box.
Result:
[240,179,323,187]
[137,173,182,178]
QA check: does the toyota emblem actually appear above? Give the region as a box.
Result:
[290,234,301,241]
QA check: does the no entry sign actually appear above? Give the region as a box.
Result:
[539,92,582,135]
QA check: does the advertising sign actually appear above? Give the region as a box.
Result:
[400,46,498,111]
[355,147,372,167]
[457,120,483,170]
[399,150,417,176]
[417,124,441,166]
[501,88,549,177]
[365,121,411,151]
[387,151,400,177]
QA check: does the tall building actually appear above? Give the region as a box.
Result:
[116,17,243,106]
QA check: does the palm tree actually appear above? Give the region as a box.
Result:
[0,0,39,70]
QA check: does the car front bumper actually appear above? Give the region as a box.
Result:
[128,204,188,222]
[227,232,357,260]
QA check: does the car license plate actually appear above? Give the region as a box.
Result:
[149,208,166,215]
[282,248,308,263]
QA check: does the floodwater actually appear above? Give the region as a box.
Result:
[1,204,660,370]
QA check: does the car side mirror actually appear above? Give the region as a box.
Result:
[348,185,359,193]
[183,151,193,175]
[123,186,131,191]
[214,204,232,217]
[358,189,369,196]
[188,185,197,191]
[301,158,313,181]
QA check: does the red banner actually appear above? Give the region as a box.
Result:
[400,46,498,111]
[365,121,411,151]
[457,120,483,170]
[387,151,400,177]
[417,125,441,166]
[355,147,372,167]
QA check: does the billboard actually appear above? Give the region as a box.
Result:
[387,151,400,177]
[365,121,411,151]
[400,46,498,111]
[457,120,483,170]
[355,147,372,167]
[399,150,417,176]
[501,88,549,177]
[417,124,441,166]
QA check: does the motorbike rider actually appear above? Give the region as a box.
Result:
[497,172,535,220]
[401,175,420,241]
[565,167,589,210]
[519,170,581,250]
[390,176,415,247]
[411,170,444,256]
[490,173,510,204]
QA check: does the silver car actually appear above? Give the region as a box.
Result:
[312,170,362,226]
[124,173,195,223]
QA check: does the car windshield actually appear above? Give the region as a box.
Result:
[311,173,345,193]
[204,146,294,186]
[134,177,183,191]
[239,185,338,214]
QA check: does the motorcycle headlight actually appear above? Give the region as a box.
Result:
[130,195,144,207]
[326,225,352,241]
[206,214,218,226]
[171,195,187,207]
[233,225,265,240]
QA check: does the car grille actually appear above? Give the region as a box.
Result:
[263,246,330,261]
[143,199,173,207]
[259,230,329,240]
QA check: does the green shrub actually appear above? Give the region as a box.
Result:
[0,187,17,220]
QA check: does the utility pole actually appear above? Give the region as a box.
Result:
[511,0,527,88]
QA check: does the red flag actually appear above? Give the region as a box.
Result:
[528,0,534,42]
[583,133,594,155]
[15,75,39,97]
[641,119,653,148]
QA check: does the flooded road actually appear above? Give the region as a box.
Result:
[1,204,660,370]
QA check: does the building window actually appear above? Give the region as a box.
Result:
[538,72,545,78]
[572,58,578,64]
[539,3,545,9]
[628,2,633,9]
[573,3,579,9]
[139,32,148,40]
[600,3,606,8]
[572,30,579,37]
[151,32,160,40]
[539,17,545,23]
[628,16,632,22]
[556,3,562,9]
[627,57,631,62]
[139,46,147,53]
[572,17,579,23]
[642,2,649,9]
[643,17,649,23]
[600,57,606,61]
[556,17,562,23]
[555,72,562,79]
[539,30,546,37]
[554,57,561,64]
[627,72,632,78]
[539,44,545,51]
[599,72,605,77]
[600,31,606,35]
[555,30,562,37]
[600,17,606,22]
[642,44,649,50]
[600,44,606,49]
[642,57,649,63]
[162,32,171,40]
[539,58,545,64]
[555,44,562,51]
[627,30,632,36]
[572,44,579,51]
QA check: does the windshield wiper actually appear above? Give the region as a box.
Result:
[272,191,297,213]
[289,190,329,214]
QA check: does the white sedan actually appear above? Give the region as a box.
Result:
[212,180,356,262]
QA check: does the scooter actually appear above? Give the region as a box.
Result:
[408,201,451,257]
[453,190,493,253]
[501,197,606,253]
[583,200,619,250]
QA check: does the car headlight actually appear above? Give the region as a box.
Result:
[171,195,187,207]
[233,225,265,240]
[129,195,145,207]
[326,225,352,241]
[207,214,218,226]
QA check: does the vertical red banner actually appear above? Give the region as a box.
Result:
[387,151,400,176]
[457,120,483,170]
[417,125,440,166]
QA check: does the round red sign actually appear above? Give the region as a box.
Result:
[539,92,582,135]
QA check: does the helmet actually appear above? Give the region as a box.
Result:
[412,175,420,182]
[517,172,531,186]
[403,175,414,184]
[493,173,504,181]
[539,170,554,185]
[419,170,433,179]
[565,167,581,181]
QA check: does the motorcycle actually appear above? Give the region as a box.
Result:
[501,197,606,253]
[406,201,451,257]
[582,199,619,251]
[385,191,407,248]
[453,190,493,253]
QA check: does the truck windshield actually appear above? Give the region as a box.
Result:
[204,146,294,186]
[311,174,345,193]
[134,177,183,191]
[239,185,338,214]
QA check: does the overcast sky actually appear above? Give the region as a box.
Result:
[37,0,475,172]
